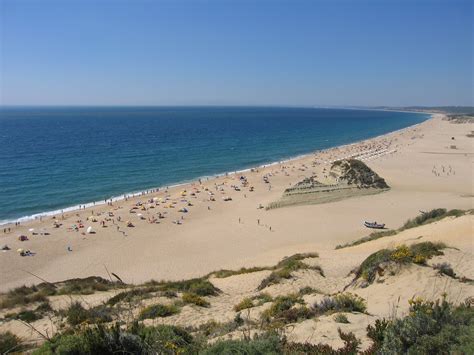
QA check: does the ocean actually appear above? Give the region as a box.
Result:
[0,107,429,224]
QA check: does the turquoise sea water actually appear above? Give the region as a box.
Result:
[0,107,429,223]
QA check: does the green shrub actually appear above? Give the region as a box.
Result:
[196,319,242,338]
[261,294,310,324]
[36,301,53,313]
[333,293,366,313]
[336,230,397,249]
[138,304,179,320]
[298,286,321,295]
[16,309,41,322]
[3,301,52,323]
[212,266,269,278]
[234,297,254,312]
[182,292,210,307]
[257,269,292,290]
[275,253,319,269]
[356,248,392,282]
[450,321,474,354]
[433,262,456,278]
[0,287,49,309]
[268,294,304,316]
[212,254,320,288]
[203,328,362,354]
[400,208,465,230]
[159,278,220,296]
[65,302,89,326]
[65,302,112,326]
[136,324,198,354]
[334,313,350,323]
[195,320,221,337]
[0,331,24,354]
[202,334,282,354]
[56,276,121,295]
[162,290,177,298]
[107,289,140,306]
[376,297,474,354]
[336,208,468,250]
[34,323,145,354]
[0,277,123,310]
[35,323,197,354]
[275,306,314,324]
[234,294,273,312]
[283,329,360,354]
[365,318,390,353]
[313,293,366,314]
[253,293,273,305]
[106,287,158,306]
[257,253,322,290]
[410,241,446,259]
[390,244,413,263]
[356,242,446,283]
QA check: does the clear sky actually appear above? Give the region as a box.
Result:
[0,0,472,106]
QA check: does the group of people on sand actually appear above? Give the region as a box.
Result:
[1,131,410,261]
[432,165,455,177]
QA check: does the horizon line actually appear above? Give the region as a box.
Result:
[1,104,472,109]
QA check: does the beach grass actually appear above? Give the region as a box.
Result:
[335,230,397,249]
[182,292,210,307]
[313,293,367,315]
[233,293,273,312]
[146,278,220,296]
[0,331,24,354]
[211,267,269,279]
[138,303,180,320]
[64,301,113,326]
[0,277,124,310]
[257,253,322,290]
[355,241,446,283]
[26,296,473,354]
[336,208,471,250]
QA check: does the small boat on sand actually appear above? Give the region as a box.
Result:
[364,221,385,229]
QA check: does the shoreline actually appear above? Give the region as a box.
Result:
[0,111,431,227]
[1,112,473,292]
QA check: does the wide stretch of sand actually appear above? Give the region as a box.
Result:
[0,113,472,292]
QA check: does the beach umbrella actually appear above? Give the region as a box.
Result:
[17,248,24,253]
[86,226,93,234]
[28,228,34,232]
[137,213,143,217]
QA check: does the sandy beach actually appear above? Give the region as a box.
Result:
[1,112,473,350]
[0,113,472,292]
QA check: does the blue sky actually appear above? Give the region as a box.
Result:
[0,0,472,106]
